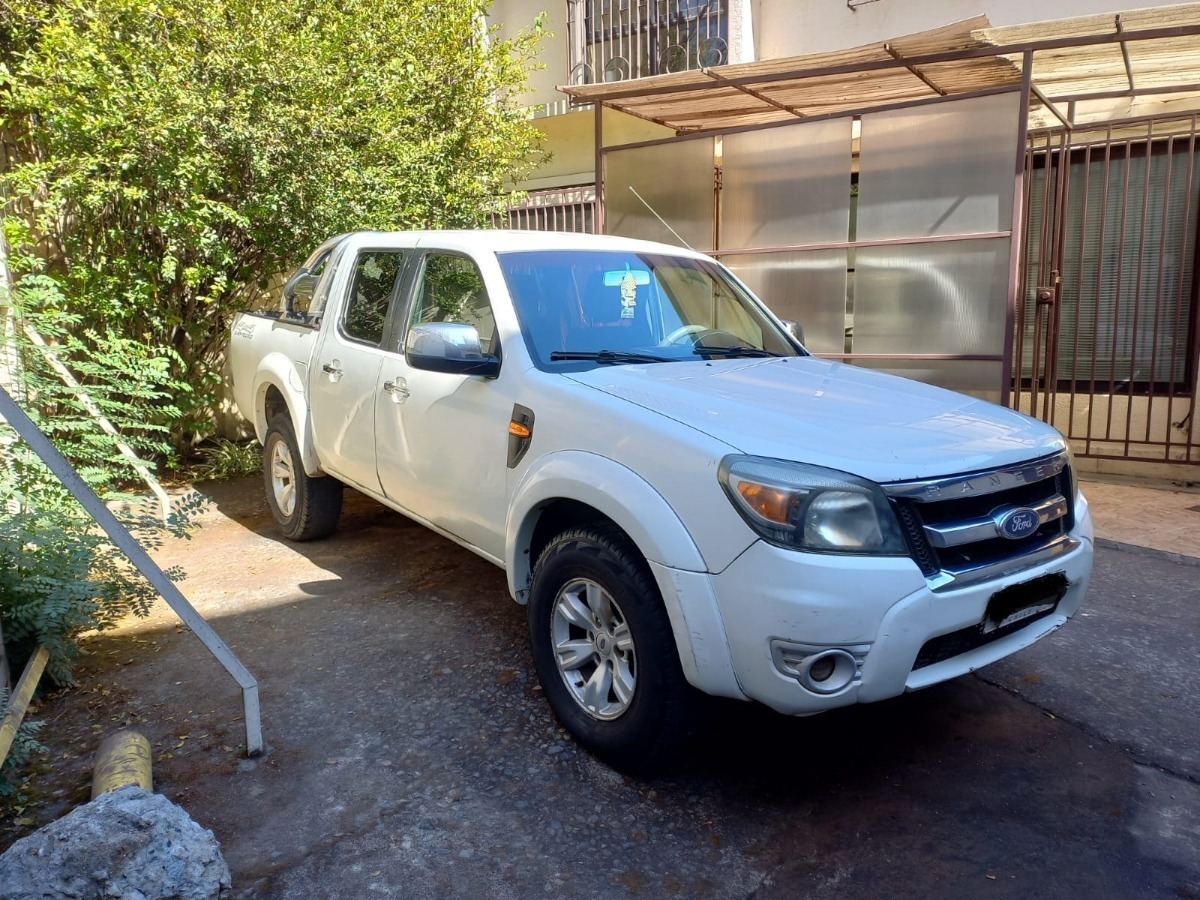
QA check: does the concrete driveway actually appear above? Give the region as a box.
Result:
[8,477,1199,898]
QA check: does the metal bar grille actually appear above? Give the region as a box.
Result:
[1015,113,1200,465]
[492,186,598,234]
[568,0,729,84]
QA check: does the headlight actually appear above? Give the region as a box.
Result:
[718,456,908,555]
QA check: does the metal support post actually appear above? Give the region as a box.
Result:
[1002,52,1034,409]
[0,386,263,756]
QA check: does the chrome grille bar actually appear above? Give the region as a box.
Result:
[923,493,1070,548]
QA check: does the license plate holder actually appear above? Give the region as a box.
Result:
[982,572,1069,634]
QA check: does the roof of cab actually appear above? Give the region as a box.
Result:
[341,229,710,259]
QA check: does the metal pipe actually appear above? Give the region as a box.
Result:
[1106,134,1135,444]
[1116,15,1136,92]
[1030,83,1072,131]
[1084,125,1115,456]
[595,101,605,234]
[0,385,263,757]
[1004,52,1033,410]
[1013,138,1035,415]
[1145,132,1173,443]
[602,86,1019,149]
[1168,116,1198,460]
[1067,140,1093,447]
[1045,126,1071,422]
[709,230,1012,257]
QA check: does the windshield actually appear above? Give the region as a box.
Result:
[496,250,802,369]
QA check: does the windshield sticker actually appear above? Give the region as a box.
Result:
[620,267,638,320]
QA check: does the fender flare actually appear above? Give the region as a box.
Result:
[505,450,707,601]
[506,450,741,697]
[253,354,324,476]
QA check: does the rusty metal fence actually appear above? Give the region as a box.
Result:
[1017,113,1200,465]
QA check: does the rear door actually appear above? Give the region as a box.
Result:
[309,243,414,494]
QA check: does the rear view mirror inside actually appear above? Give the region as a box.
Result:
[603,268,651,287]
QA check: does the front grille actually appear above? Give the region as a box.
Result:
[912,605,1057,669]
[884,452,1075,589]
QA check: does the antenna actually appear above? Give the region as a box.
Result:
[628,186,694,251]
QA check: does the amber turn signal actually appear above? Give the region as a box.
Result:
[735,481,793,525]
[509,421,532,439]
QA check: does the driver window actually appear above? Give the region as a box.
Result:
[410,254,497,353]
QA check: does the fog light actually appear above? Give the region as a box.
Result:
[808,654,836,682]
[797,649,858,695]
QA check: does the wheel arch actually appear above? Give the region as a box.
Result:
[506,451,707,605]
[509,452,743,704]
[253,355,323,475]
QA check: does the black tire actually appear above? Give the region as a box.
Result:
[528,525,696,773]
[262,415,343,541]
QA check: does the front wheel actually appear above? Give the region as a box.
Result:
[528,525,696,772]
[262,416,343,541]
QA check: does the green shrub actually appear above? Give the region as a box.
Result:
[0,715,45,801]
[195,437,261,481]
[0,277,204,800]
[1,0,546,449]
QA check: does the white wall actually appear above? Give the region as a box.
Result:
[753,0,1170,59]
[488,1,571,113]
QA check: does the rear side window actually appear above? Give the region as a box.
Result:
[342,250,408,346]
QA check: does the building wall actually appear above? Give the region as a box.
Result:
[488,2,571,116]
[754,0,1167,59]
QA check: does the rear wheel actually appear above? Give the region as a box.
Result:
[528,525,696,772]
[262,416,342,541]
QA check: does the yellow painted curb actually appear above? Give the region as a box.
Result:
[92,729,153,798]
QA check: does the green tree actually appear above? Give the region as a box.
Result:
[1,0,546,444]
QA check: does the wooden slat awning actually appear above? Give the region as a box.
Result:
[559,3,1200,134]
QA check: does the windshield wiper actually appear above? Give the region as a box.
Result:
[550,349,675,365]
[691,346,780,358]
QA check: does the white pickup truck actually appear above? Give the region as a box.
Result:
[229,230,1093,770]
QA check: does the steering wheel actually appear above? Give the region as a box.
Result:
[663,325,754,350]
[662,324,712,346]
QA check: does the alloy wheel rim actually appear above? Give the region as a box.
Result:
[550,578,636,720]
[270,439,297,517]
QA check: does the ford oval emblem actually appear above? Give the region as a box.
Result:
[997,507,1040,540]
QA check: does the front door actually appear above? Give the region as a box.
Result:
[375,250,513,560]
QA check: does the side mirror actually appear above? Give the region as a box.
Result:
[781,318,805,345]
[406,323,501,378]
[282,269,317,315]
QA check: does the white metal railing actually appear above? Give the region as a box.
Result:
[567,0,728,84]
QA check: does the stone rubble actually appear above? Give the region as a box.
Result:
[0,785,231,900]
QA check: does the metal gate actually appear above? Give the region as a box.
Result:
[1016,113,1200,465]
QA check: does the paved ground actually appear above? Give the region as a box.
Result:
[5,474,1199,898]
[1081,475,1200,560]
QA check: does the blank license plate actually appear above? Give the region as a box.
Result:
[982,573,1069,634]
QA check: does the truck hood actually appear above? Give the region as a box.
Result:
[565,357,1065,484]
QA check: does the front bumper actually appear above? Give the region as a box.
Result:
[704,497,1094,715]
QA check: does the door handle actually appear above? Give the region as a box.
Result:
[383,377,410,402]
[322,360,344,382]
